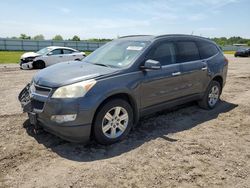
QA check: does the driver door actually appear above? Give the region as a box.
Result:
[140,41,183,109]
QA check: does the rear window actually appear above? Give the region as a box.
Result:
[63,49,75,54]
[51,49,62,55]
[175,41,200,63]
[197,41,219,59]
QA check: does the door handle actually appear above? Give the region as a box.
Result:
[201,67,208,71]
[172,72,181,76]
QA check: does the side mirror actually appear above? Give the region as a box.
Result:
[141,59,162,70]
[47,52,53,56]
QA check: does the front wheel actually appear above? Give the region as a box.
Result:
[198,81,221,109]
[33,60,45,69]
[93,99,133,145]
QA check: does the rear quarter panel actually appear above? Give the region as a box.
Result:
[206,52,228,88]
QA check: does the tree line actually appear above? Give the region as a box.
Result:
[8,34,250,46]
[211,37,250,46]
[9,34,112,42]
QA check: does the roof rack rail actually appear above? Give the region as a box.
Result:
[155,34,210,40]
[155,34,192,38]
[119,35,151,38]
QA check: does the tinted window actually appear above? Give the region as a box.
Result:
[63,49,75,54]
[147,42,176,65]
[51,49,62,55]
[197,41,219,59]
[175,41,200,63]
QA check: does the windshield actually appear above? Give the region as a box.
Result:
[84,40,150,68]
[36,47,52,55]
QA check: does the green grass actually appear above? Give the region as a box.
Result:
[223,51,235,55]
[84,51,92,56]
[0,51,92,64]
[0,51,25,64]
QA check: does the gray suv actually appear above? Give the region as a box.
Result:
[19,35,228,145]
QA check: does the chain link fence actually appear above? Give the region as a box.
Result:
[0,38,106,51]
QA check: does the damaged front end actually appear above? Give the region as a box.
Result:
[20,57,36,69]
[18,83,39,127]
[18,83,32,112]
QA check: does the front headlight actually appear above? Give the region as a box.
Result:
[52,79,97,98]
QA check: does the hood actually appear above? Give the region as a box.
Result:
[33,61,119,87]
[21,52,41,59]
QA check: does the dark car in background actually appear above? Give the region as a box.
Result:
[19,34,228,145]
[234,48,250,57]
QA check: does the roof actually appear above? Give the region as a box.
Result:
[46,46,77,50]
[118,34,212,43]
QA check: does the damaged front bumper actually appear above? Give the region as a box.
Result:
[18,83,92,143]
[19,61,33,70]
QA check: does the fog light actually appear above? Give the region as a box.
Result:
[51,114,77,123]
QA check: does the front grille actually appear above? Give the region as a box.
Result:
[35,85,51,97]
[31,100,45,110]
[30,83,52,97]
[30,83,51,112]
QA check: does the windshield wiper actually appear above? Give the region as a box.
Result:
[93,63,111,68]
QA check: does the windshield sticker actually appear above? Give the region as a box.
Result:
[127,46,144,51]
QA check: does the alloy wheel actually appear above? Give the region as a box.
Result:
[208,85,220,107]
[101,106,129,139]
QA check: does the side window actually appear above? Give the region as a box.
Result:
[147,42,176,66]
[51,49,62,55]
[175,41,200,63]
[63,49,75,54]
[197,41,219,59]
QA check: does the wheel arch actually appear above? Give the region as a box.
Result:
[212,75,223,91]
[92,92,139,130]
[33,59,46,69]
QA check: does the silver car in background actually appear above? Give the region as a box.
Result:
[20,46,86,69]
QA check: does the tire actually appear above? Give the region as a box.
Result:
[33,60,45,69]
[93,99,133,145]
[198,80,221,110]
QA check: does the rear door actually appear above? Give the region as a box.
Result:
[140,41,183,109]
[175,41,209,96]
[45,49,64,66]
[62,49,77,61]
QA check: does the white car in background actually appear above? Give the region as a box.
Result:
[20,46,86,69]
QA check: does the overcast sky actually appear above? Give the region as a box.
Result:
[0,0,249,39]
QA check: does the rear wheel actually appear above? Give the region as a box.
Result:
[93,99,133,145]
[33,60,45,69]
[198,81,221,109]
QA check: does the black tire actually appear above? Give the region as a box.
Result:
[33,60,45,69]
[93,99,133,145]
[198,80,221,110]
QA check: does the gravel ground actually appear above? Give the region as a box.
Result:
[0,55,249,188]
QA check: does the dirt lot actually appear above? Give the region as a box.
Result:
[0,55,249,188]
